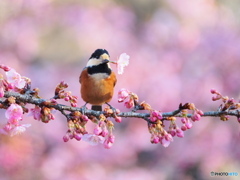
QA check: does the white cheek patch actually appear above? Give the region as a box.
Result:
[87,58,101,67]
[89,73,109,80]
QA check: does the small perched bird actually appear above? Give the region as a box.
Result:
[79,49,117,111]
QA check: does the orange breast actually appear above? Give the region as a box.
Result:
[80,69,116,105]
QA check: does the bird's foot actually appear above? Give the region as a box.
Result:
[105,103,118,117]
[81,103,88,115]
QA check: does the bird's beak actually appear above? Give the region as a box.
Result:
[101,59,116,64]
[101,59,110,64]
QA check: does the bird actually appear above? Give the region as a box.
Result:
[79,49,117,111]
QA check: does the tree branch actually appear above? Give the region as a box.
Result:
[3,91,240,120]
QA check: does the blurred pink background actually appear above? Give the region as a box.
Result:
[0,0,240,179]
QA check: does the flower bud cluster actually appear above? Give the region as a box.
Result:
[62,110,116,149]
[1,103,31,136]
[104,106,122,123]
[118,89,204,147]
[211,89,240,121]
[0,65,31,136]
[118,88,138,109]
[0,65,27,95]
[211,89,240,110]
[54,81,78,107]
[29,106,55,123]
[62,111,89,142]
[148,120,174,147]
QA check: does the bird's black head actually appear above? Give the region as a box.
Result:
[87,49,111,75]
[89,49,110,59]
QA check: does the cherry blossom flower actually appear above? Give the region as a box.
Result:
[9,124,31,136]
[161,138,171,147]
[117,53,130,74]
[118,88,130,102]
[1,123,31,136]
[82,134,105,146]
[5,103,23,124]
[29,106,41,120]
[5,69,26,89]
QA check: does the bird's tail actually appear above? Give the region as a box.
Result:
[91,105,102,111]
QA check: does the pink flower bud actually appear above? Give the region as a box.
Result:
[0,65,11,71]
[150,116,157,122]
[108,135,115,143]
[210,89,217,94]
[49,114,55,120]
[71,103,77,107]
[165,133,173,141]
[168,129,176,137]
[101,128,109,137]
[64,97,70,101]
[124,99,134,109]
[196,109,204,116]
[93,126,102,135]
[151,110,158,117]
[181,125,187,131]
[185,120,193,129]
[115,109,120,114]
[74,133,82,141]
[191,112,201,121]
[69,132,74,139]
[8,83,14,89]
[212,95,221,101]
[50,99,57,104]
[103,140,113,149]
[81,115,89,121]
[176,128,184,138]
[115,116,122,123]
[63,134,70,142]
[151,137,159,144]
[150,110,163,122]
[181,118,187,124]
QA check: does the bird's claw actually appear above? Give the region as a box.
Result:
[106,102,117,117]
[81,103,88,115]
